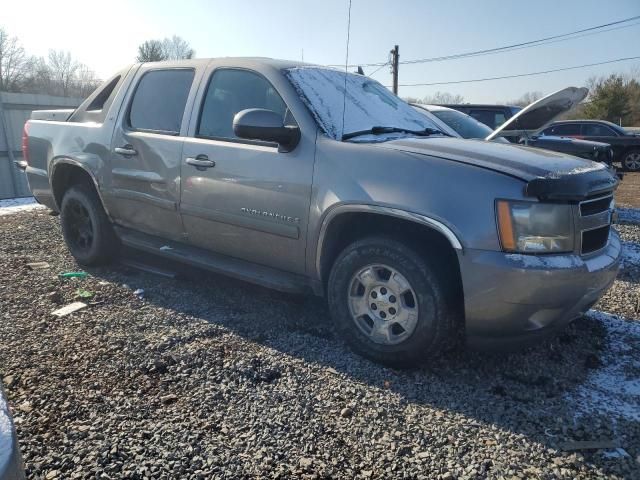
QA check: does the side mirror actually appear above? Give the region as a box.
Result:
[233,108,300,152]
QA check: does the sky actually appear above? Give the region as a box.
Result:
[2,0,640,103]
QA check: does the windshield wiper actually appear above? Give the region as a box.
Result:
[342,126,449,141]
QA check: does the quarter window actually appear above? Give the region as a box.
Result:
[128,69,194,134]
[198,69,291,140]
[582,123,616,137]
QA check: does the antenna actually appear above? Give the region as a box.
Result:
[340,0,353,140]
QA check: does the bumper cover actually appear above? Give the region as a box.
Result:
[459,230,621,350]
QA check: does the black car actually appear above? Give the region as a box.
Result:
[541,120,640,171]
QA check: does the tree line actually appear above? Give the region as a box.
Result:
[0,26,196,98]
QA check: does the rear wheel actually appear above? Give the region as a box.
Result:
[327,236,458,367]
[60,184,118,265]
[622,150,640,172]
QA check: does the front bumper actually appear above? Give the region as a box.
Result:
[459,230,621,350]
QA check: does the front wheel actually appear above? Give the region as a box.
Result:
[327,236,458,367]
[622,150,640,172]
[60,184,119,265]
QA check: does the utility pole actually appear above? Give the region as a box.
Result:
[391,45,399,95]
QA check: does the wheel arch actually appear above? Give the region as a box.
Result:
[315,204,463,289]
[50,159,110,218]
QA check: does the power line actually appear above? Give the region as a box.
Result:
[327,15,640,68]
[390,56,640,87]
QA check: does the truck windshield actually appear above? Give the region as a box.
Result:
[285,67,440,141]
[430,109,494,140]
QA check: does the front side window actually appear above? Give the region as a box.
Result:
[198,69,289,139]
[128,69,195,134]
[543,124,580,136]
[582,123,616,137]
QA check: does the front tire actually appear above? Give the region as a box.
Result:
[60,184,118,265]
[327,236,458,367]
[622,150,640,172]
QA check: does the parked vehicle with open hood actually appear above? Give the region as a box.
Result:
[540,120,640,171]
[412,87,615,166]
[20,59,621,366]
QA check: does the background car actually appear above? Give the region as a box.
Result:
[540,120,640,171]
[436,104,522,130]
[412,89,615,166]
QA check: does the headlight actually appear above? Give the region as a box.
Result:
[496,200,574,253]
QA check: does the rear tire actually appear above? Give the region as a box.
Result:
[60,183,118,265]
[327,236,458,367]
[622,150,640,172]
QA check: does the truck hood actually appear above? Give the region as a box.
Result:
[380,136,618,200]
[485,87,588,141]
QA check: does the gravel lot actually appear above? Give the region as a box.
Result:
[1,208,639,479]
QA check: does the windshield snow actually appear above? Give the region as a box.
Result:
[284,67,440,141]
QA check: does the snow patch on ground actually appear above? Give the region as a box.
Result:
[622,241,640,267]
[617,206,640,225]
[0,391,15,473]
[285,67,439,140]
[567,310,640,422]
[0,197,45,216]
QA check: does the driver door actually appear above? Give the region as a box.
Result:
[179,65,315,274]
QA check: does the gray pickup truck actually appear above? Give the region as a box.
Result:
[22,58,621,366]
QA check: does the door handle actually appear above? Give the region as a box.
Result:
[185,155,215,169]
[114,146,138,156]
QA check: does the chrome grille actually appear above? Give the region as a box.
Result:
[578,194,613,255]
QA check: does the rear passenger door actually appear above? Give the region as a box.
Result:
[179,65,315,275]
[105,65,202,240]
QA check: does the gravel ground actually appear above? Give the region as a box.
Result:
[1,209,639,479]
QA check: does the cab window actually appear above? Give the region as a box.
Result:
[128,69,195,135]
[197,68,293,140]
[542,124,580,136]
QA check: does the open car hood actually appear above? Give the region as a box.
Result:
[485,87,588,141]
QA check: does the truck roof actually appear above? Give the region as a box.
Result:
[134,57,313,70]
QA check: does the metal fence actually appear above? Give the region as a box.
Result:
[0,92,81,200]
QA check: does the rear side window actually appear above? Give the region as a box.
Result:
[469,109,507,129]
[128,69,194,134]
[87,76,121,111]
[197,68,289,140]
[582,123,616,137]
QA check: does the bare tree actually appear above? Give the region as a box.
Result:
[47,50,79,96]
[509,91,543,107]
[137,40,166,62]
[74,64,100,98]
[422,91,465,104]
[0,27,28,91]
[161,35,195,60]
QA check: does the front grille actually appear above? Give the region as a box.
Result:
[578,194,613,255]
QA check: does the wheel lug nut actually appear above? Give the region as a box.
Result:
[371,303,377,310]
[371,291,377,299]
[380,287,387,295]
[389,295,396,303]
[380,311,387,319]
[389,307,396,315]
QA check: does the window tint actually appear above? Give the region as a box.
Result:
[129,69,194,134]
[543,124,580,136]
[432,109,493,139]
[582,123,616,137]
[198,69,289,139]
[469,109,507,129]
[87,75,121,111]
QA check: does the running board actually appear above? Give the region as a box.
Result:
[114,226,312,294]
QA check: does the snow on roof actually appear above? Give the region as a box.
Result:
[284,67,438,140]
